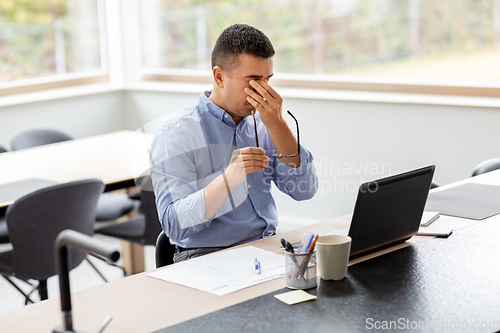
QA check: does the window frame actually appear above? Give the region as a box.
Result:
[142,68,500,98]
[0,72,109,97]
[0,0,110,97]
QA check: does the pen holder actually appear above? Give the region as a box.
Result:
[284,250,317,290]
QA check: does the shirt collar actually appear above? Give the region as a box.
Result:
[201,91,247,127]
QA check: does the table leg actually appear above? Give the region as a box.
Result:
[120,241,145,275]
[117,186,145,275]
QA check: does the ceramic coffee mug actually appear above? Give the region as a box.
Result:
[316,235,351,281]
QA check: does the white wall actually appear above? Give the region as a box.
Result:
[1,88,499,226]
[0,90,125,148]
[125,89,500,224]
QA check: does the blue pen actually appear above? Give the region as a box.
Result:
[254,258,261,274]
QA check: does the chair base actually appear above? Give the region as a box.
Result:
[2,275,35,304]
[86,254,127,282]
[0,275,48,304]
[38,279,48,300]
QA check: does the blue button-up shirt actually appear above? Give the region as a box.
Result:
[149,91,317,248]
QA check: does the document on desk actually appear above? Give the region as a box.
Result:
[147,246,285,296]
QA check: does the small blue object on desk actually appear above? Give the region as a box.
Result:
[254,258,261,274]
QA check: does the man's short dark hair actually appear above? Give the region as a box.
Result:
[211,24,275,75]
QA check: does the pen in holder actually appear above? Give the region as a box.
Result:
[284,250,317,290]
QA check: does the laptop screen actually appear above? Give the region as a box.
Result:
[348,165,435,258]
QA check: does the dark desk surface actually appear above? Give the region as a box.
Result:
[158,216,500,333]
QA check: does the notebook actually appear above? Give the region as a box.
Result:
[329,165,435,258]
[420,211,440,227]
[425,183,500,220]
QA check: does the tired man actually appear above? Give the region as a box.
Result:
[150,24,317,262]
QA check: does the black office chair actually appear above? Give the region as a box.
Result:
[0,217,8,244]
[471,158,500,177]
[155,232,175,268]
[0,179,104,303]
[0,145,8,240]
[0,143,8,240]
[9,127,136,281]
[10,127,73,150]
[95,175,163,247]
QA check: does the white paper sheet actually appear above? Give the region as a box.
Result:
[147,246,285,296]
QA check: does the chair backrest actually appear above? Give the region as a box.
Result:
[155,232,175,268]
[10,127,74,151]
[139,175,163,245]
[6,179,104,281]
[471,158,500,177]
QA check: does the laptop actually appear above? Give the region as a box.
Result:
[330,165,435,259]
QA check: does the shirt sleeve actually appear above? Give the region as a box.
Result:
[271,144,318,201]
[149,125,213,243]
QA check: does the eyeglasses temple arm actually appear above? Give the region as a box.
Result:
[252,111,260,147]
[286,110,300,155]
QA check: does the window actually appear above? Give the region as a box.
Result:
[0,0,106,83]
[1,1,497,98]
[139,0,500,86]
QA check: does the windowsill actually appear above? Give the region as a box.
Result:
[127,81,211,94]
[1,80,499,109]
[278,86,500,108]
[127,81,500,109]
[0,83,122,108]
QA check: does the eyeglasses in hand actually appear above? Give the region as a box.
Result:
[252,110,300,159]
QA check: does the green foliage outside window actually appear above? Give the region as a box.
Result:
[0,0,101,82]
[141,0,500,81]
[0,0,499,83]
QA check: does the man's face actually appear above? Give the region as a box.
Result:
[220,53,273,123]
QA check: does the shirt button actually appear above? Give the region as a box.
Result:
[247,184,251,189]
[224,114,229,118]
[257,210,261,215]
